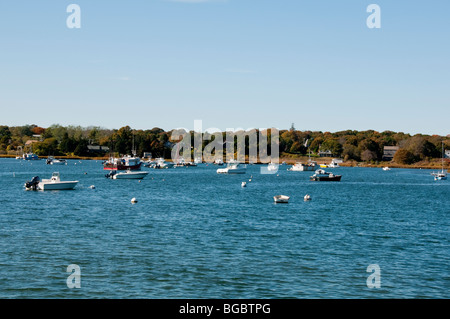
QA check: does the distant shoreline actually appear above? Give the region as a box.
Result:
[1,155,448,171]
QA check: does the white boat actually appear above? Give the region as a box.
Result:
[25,172,78,191]
[273,195,290,203]
[267,162,279,171]
[106,170,149,179]
[289,161,317,171]
[46,156,67,165]
[304,194,312,201]
[432,142,447,181]
[241,182,247,187]
[217,162,246,174]
[382,167,391,171]
[214,159,224,165]
[328,159,342,168]
[152,158,174,169]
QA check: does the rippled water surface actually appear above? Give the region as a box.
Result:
[0,159,448,298]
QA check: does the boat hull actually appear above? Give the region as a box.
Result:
[217,168,246,174]
[310,175,342,182]
[112,172,149,179]
[103,163,142,171]
[39,181,78,190]
[274,195,290,203]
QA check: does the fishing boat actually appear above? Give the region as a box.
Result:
[217,162,246,174]
[103,155,142,171]
[106,170,149,179]
[310,169,342,182]
[273,195,290,203]
[25,172,78,191]
[432,142,447,181]
[288,161,317,171]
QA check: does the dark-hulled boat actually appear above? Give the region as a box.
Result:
[310,169,342,181]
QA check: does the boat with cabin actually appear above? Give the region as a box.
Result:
[103,155,142,171]
[310,169,342,181]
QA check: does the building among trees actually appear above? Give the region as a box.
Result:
[382,146,400,161]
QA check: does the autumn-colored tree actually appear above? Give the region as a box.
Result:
[393,148,416,164]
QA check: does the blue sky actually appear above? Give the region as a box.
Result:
[0,0,449,135]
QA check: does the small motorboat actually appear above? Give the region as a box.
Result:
[46,157,67,165]
[106,170,149,179]
[25,172,78,191]
[151,158,174,169]
[217,162,246,174]
[310,169,342,182]
[273,195,290,203]
[304,194,312,201]
[382,167,391,171]
[241,182,247,187]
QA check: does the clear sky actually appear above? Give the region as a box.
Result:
[0,0,449,135]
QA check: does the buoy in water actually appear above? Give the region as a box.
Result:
[131,197,138,204]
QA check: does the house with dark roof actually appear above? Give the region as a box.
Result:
[382,146,399,161]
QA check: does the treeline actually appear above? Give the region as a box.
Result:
[0,124,448,164]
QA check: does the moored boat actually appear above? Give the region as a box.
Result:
[46,156,67,165]
[273,195,290,203]
[23,153,39,160]
[25,172,78,191]
[310,169,342,181]
[431,142,447,181]
[289,161,317,171]
[217,162,246,174]
[106,170,149,179]
[103,155,142,171]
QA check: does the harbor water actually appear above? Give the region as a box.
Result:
[0,159,448,298]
